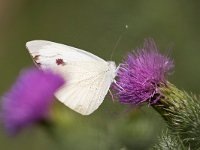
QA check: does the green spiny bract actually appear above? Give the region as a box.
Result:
[152,130,187,150]
[152,82,200,149]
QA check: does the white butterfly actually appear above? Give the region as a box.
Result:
[26,40,117,115]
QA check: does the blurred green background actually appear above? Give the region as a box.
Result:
[0,0,199,149]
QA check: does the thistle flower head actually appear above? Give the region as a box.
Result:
[1,68,65,135]
[114,39,174,105]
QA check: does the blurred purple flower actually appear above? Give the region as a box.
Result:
[113,39,174,105]
[1,68,65,135]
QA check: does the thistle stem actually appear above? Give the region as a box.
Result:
[39,119,66,150]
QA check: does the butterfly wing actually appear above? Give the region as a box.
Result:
[26,40,116,115]
[55,62,115,115]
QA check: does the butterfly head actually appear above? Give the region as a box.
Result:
[107,61,117,78]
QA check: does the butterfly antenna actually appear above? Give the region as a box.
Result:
[110,25,129,60]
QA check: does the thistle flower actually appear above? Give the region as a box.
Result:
[1,68,64,135]
[114,38,200,149]
[114,38,174,105]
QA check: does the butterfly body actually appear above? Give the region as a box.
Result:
[26,40,117,115]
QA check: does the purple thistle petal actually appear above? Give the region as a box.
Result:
[113,38,174,105]
[1,68,65,135]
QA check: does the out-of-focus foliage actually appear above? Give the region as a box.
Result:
[0,0,200,150]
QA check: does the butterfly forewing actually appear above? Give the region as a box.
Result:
[26,40,116,115]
